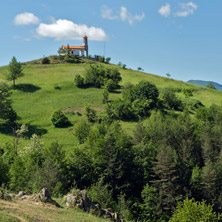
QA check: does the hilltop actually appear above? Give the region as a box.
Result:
[188,79,222,90]
[0,55,222,149]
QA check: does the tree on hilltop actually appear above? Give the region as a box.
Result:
[207,82,216,90]
[7,56,24,89]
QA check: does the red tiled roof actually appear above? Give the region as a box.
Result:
[62,45,85,49]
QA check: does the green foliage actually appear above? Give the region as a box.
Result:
[7,56,24,88]
[102,89,109,104]
[88,178,115,209]
[182,88,193,97]
[0,80,17,123]
[169,198,220,222]
[207,82,216,90]
[9,156,26,192]
[152,146,182,220]
[51,110,71,128]
[74,74,85,88]
[42,57,50,64]
[106,99,133,121]
[84,106,96,123]
[105,79,117,92]
[139,184,158,222]
[84,64,121,89]
[162,88,183,110]
[105,57,111,64]
[74,120,91,144]
[0,155,9,186]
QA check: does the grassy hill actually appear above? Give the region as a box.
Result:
[0,56,222,151]
[0,198,107,222]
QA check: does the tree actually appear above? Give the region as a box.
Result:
[84,106,97,123]
[105,57,111,64]
[152,146,182,220]
[74,120,91,144]
[166,72,171,78]
[42,57,50,64]
[169,198,220,222]
[207,82,216,90]
[7,56,24,89]
[51,110,71,127]
[0,80,17,123]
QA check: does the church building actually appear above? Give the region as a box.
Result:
[59,35,88,57]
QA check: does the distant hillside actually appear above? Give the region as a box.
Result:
[188,80,222,91]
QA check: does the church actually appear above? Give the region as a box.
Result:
[59,35,88,57]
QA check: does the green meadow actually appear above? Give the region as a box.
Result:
[0,57,222,151]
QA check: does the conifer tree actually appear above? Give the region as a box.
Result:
[152,146,182,220]
[7,56,24,89]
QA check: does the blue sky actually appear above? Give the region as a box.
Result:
[1,0,222,83]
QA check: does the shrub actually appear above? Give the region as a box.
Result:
[74,74,85,88]
[42,57,50,64]
[105,57,111,64]
[84,64,121,88]
[182,88,193,97]
[105,79,117,92]
[51,110,71,127]
[84,106,97,123]
[162,88,183,110]
[103,90,109,104]
[169,198,220,222]
[87,179,115,209]
[74,120,91,144]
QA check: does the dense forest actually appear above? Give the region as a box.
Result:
[1,56,222,221]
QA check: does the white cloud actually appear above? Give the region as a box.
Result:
[36,19,108,41]
[158,3,171,18]
[101,5,118,20]
[101,5,145,25]
[14,12,40,25]
[174,2,198,17]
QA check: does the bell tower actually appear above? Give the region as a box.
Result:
[83,35,88,57]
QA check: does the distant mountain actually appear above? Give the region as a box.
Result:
[188,80,222,91]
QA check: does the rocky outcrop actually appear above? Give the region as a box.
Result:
[16,191,26,198]
[38,188,60,208]
[65,190,125,222]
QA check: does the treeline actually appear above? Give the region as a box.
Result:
[1,61,222,221]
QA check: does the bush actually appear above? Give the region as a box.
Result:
[105,57,111,64]
[74,120,91,144]
[42,57,50,64]
[84,106,96,123]
[51,110,71,127]
[182,88,193,97]
[84,64,121,88]
[169,198,220,222]
[74,74,85,88]
[162,88,183,110]
[105,79,117,92]
[87,179,115,209]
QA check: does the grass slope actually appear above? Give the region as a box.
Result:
[0,198,107,222]
[0,56,222,150]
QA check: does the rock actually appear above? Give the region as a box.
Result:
[101,209,112,219]
[65,194,77,207]
[16,191,26,198]
[38,188,51,203]
[38,188,60,208]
